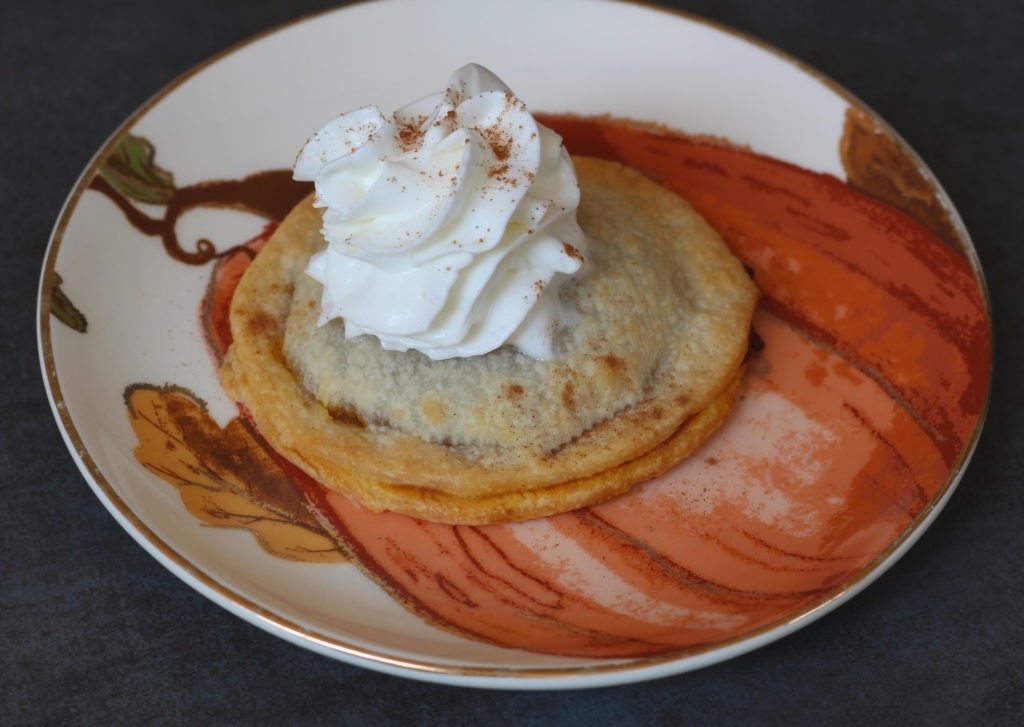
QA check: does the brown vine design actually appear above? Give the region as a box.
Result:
[50,133,308,331]
[88,133,309,265]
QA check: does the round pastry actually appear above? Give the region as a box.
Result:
[221,156,758,524]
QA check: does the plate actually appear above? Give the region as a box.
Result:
[37,0,991,689]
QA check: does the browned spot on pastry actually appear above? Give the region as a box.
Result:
[644,405,665,423]
[598,355,625,373]
[244,310,281,339]
[327,405,366,428]
[561,382,576,411]
[507,384,525,401]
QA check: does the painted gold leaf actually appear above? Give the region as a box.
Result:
[125,384,345,563]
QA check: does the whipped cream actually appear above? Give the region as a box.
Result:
[293,63,587,360]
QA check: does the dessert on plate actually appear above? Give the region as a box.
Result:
[220,64,758,524]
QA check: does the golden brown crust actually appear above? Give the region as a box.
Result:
[221,157,757,523]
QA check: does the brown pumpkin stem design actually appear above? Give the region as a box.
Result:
[89,133,309,265]
[839,108,959,249]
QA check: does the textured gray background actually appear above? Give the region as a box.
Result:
[4,0,1022,724]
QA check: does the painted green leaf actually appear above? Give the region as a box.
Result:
[99,134,176,205]
[50,272,88,333]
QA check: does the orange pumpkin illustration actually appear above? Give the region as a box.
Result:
[118,115,989,657]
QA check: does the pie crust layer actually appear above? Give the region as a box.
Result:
[221,157,758,523]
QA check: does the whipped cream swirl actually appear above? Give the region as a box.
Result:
[293,63,587,360]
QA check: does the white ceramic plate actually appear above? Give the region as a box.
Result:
[38,0,989,689]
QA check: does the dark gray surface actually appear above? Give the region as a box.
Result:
[4,0,1022,724]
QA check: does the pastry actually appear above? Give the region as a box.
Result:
[220,65,757,524]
